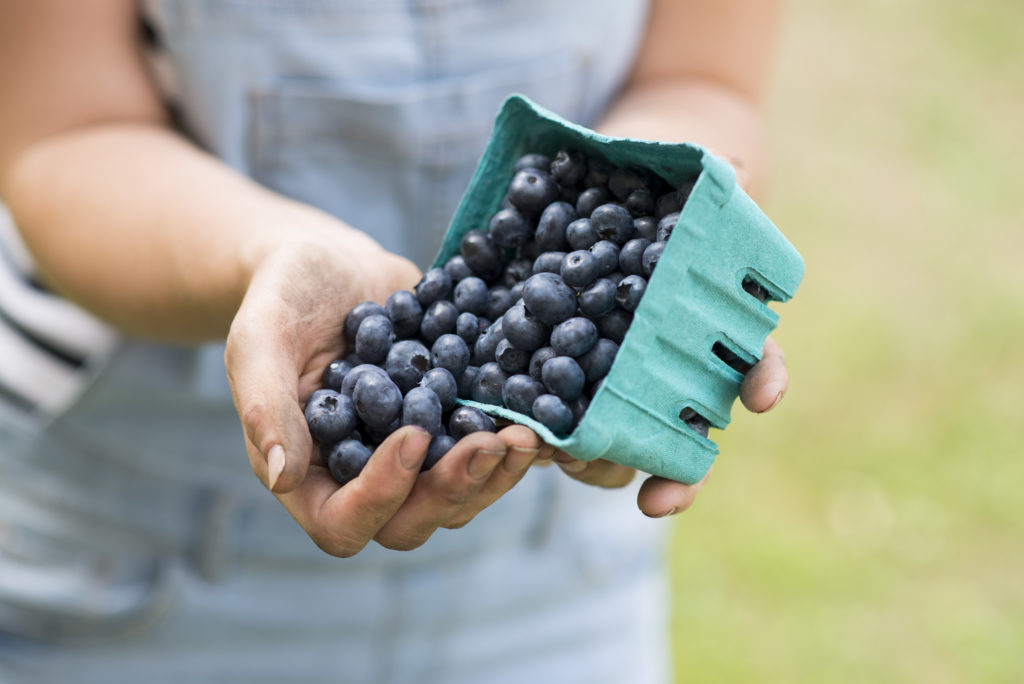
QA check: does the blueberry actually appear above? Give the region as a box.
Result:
[325,439,373,485]
[364,417,401,446]
[321,358,353,392]
[577,277,617,318]
[532,251,567,275]
[444,255,474,283]
[419,299,460,345]
[485,286,516,322]
[657,212,680,242]
[565,218,599,251]
[514,153,551,173]
[560,250,600,289]
[583,157,613,187]
[415,268,453,306]
[402,386,443,435]
[457,365,480,399]
[615,274,647,313]
[597,309,633,345]
[489,207,531,249]
[352,372,403,430]
[589,240,620,277]
[608,167,648,201]
[590,203,634,244]
[677,177,696,205]
[618,238,652,276]
[624,188,654,217]
[509,280,526,302]
[460,229,504,282]
[589,377,606,399]
[448,406,497,440]
[634,216,658,242]
[507,168,559,217]
[522,273,577,326]
[532,394,575,436]
[453,276,489,315]
[528,346,557,382]
[534,201,576,252]
[568,394,590,424]
[501,302,550,352]
[654,191,682,220]
[343,351,363,367]
[642,241,667,277]
[549,149,588,187]
[455,311,481,347]
[550,317,598,358]
[471,362,509,406]
[431,333,471,379]
[419,367,458,414]
[344,301,387,345]
[495,338,531,374]
[682,410,711,439]
[422,434,456,471]
[575,186,612,218]
[577,338,619,382]
[385,290,423,339]
[385,339,432,394]
[472,319,504,365]
[354,314,393,365]
[340,363,389,398]
[541,356,586,401]
[501,259,534,289]
[501,374,546,417]
[304,389,358,444]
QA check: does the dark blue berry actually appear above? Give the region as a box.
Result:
[502,259,534,289]
[340,363,389,397]
[419,367,458,414]
[419,299,459,345]
[615,275,647,312]
[304,389,358,444]
[321,358,353,392]
[422,434,456,471]
[501,302,550,352]
[608,167,648,201]
[577,277,617,318]
[485,286,516,322]
[534,201,576,252]
[402,386,443,435]
[457,365,480,399]
[550,149,587,187]
[472,319,504,365]
[444,255,474,283]
[344,301,387,344]
[657,212,680,242]
[589,240,620,277]
[532,251,567,275]
[528,346,557,382]
[385,290,423,339]
[495,338,530,374]
[507,168,559,217]
[568,394,590,424]
[642,241,667,277]
[532,394,575,436]
[560,250,601,289]
[577,338,619,382]
[619,238,652,276]
[576,186,612,218]
[489,207,531,249]
[364,417,401,446]
[541,356,586,401]
[634,216,658,242]
[471,362,508,406]
[655,191,682,220]
[597,309,633,345]
[460,229,504,282]
[566,218,599,250]
[590,203,634,244]
[453,276,489,315]
[550,317,598,358]
[325,439,373,485]
[448,406,497,440]
[584,158,613,187]
[385,339,432,393]
[431,333,471,379]
[522,273,576,326]
[501,374,545,417]
[354,314,393,365]
[514,153,551,173]
[352,372,403,430]
[415,268,452,306]
[455,311,481,346]
[624,188,654,217]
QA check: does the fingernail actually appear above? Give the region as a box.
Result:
[652,507,678,519]
[468,449,505,481]
[761,389,785,413]
[399,428,430,470]
[556,457,587,474]
[504,446,540,475]
[267,445,286,491]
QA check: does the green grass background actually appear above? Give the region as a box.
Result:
[666,1,1024,681]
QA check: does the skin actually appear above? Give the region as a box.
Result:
[0,0,787,555]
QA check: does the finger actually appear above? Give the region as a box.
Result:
[636,469,712,518]
[373,430,508,550]
[740,336,788,413]
[277,426,431,557]
[443,424,543,529]
[552,451,636,488]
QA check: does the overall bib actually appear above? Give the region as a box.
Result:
[0,2,672,682]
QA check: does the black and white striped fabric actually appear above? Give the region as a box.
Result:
[0,204,120,420]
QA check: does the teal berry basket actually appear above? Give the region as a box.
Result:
[431,94,804,484]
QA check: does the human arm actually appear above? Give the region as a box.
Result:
[551,0,790,515]
[0,1,541,555]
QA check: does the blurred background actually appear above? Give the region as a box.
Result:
[666,0,1024,681]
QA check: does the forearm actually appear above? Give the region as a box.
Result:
[0,122,369,341]
[596,78,766,196]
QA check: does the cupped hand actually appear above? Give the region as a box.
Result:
[550,335,788,517]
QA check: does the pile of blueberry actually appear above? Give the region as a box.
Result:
[305,149,697,485]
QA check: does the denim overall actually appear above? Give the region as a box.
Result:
[0,2,673,682]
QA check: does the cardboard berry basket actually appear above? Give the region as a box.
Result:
[433,94,804,484]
